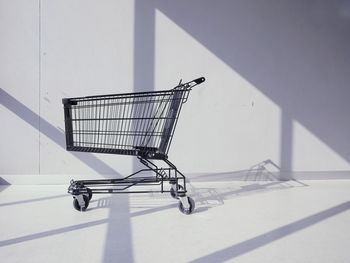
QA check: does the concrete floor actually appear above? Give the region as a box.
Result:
[1,180,350,263]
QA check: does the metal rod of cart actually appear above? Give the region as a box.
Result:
[62,77,205,214]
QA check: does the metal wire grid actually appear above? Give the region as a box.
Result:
[66,89,190,156]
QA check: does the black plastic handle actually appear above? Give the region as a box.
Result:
[194,77,205,84]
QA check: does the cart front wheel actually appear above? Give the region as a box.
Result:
[73,195,89,212]
[178,196,195,215]
[170,184,184,199]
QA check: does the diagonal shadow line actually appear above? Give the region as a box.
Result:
[0,194,67,207]
[0,218,108,247]
[0,202,171,248]
[0,200,171,248]
[0,88,120,176]
[189,201,350,263]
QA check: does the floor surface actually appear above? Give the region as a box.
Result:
[1,180,350,263]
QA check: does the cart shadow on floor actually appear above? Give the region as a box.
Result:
[188,181,296,212]
[187,160,307,182]
[187,160,308,212]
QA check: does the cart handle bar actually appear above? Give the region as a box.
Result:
[175,77,205,90]
[194,77,205,85]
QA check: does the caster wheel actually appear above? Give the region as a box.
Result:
[170,184,184,199]
[73,195,89,212]
[178,196,195,215]
[86,188,93,201]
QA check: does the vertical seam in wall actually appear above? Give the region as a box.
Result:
[38,0,42,175]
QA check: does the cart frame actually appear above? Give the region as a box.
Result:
[63,77,205,214]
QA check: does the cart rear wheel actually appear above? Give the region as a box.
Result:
[73,195,89,212]
[178,196,195,215]
[170,184,184,199]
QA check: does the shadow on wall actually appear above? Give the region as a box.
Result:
[0,177,10,192]
[0,88,121,177]
[0,177,10,185]
[152,0,350,170]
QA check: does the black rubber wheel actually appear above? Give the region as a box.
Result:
[170,184,184,199]
[178,196,195,215]
[73,195,89,212]
[86,188,93,201]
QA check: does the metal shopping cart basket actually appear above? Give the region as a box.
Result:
[62,77,205,214]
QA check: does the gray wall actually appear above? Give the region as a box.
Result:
[1,0,350,182]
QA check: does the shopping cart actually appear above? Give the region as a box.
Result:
[62,77,205,214]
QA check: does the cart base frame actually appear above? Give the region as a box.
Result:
[68,157,195,214]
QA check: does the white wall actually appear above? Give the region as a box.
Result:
[0,0,40,175]
[1,0,350,182]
